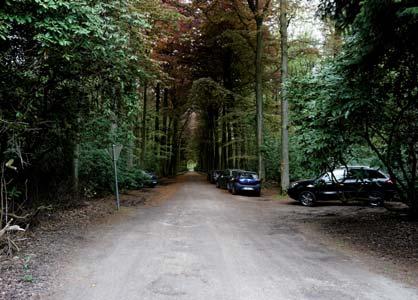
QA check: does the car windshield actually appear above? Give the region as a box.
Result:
[240,173,258,180]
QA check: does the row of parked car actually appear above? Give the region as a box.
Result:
[207,169,261,197]
[207,166,397,206]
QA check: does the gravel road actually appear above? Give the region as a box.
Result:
[49,172,418,300]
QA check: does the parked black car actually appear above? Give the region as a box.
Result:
[287,166,396,207]
[216,169,244,189]
[143,171,158,188]
[229,171,261,196]
[208,170,222,184]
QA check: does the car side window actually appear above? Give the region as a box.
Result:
[320,172,332,183]
[346,169,365,180]
[366,170,386,179]
[331,169,345,181]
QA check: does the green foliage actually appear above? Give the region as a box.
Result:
[295,0,418,214]
[289,69,351,177]
[263,131,280,180]
[0,0,180,208]
[190,78,229,111]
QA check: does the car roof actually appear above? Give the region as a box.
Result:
[337,166,378,170]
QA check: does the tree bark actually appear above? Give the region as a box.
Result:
[72,115,81,200]
[408,141,417,219]
[141,82,148,167]
[255,16,265,179]
[127,137,134,170]
[161,88,169,175]
[231,123,236,168]
[155,83,161,171]
[280,0,290,192]
[246,0,270,179]
[221,106,228,169]
[170,117,179,176]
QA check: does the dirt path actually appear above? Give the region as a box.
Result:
[45,172,417,300]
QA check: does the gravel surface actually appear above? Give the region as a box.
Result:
[49,173,417,300]
[0,189,158,300]
[1,174,417,299]
[296,203,418,286]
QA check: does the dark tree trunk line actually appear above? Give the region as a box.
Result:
[280,0,290,192]
[246,0,271,179]
[255,16,265,179]
[141,82,148,167]
[154,83,161,172]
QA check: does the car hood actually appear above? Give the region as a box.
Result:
[290,179,315,188]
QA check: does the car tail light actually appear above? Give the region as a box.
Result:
[386,179,395,184]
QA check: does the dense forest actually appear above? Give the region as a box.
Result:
[1,0,417,241]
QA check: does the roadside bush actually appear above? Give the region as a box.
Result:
[79,144,150,197]
[79,147,113,196]
[118,168,149,191]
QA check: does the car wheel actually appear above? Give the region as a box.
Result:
[227,183,232,193]
[392,191,401,202]
[216,181,220,188]
[368,191,384,207]
[298,191,315,207]
[255,190,261,197]
[232,185,238,195]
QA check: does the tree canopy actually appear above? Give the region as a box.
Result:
[1,0,417,220]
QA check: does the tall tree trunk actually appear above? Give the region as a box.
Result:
[162,88,168,175]
[225,113,230,168]
[218,119,223,170]
[136,84,142,165]
[231,123,236,168]
[212,113,218,170]
[141,82,148,167]
[280,0,290,192]
[221,106,227,169]
[72,117,80,201]
[408,141,417,219]
[255,17,265,179]
[155,83,161,171]
[237,125,242,169]
[126,81,134,170]
[247,0,270,178]
[170,117,179,176]
[127,138,134,170]
[242,125,249,170]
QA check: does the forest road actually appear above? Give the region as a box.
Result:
[49,172,418,300]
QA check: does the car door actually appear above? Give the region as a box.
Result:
[229,170,241,190]
[365,169,388,195]
[344,168,366,200]
[220,170,230,188]
[317,169,347,200]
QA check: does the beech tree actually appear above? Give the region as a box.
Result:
[245,0,272,180]
[279,0,290,192]
[289,0,418,218]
